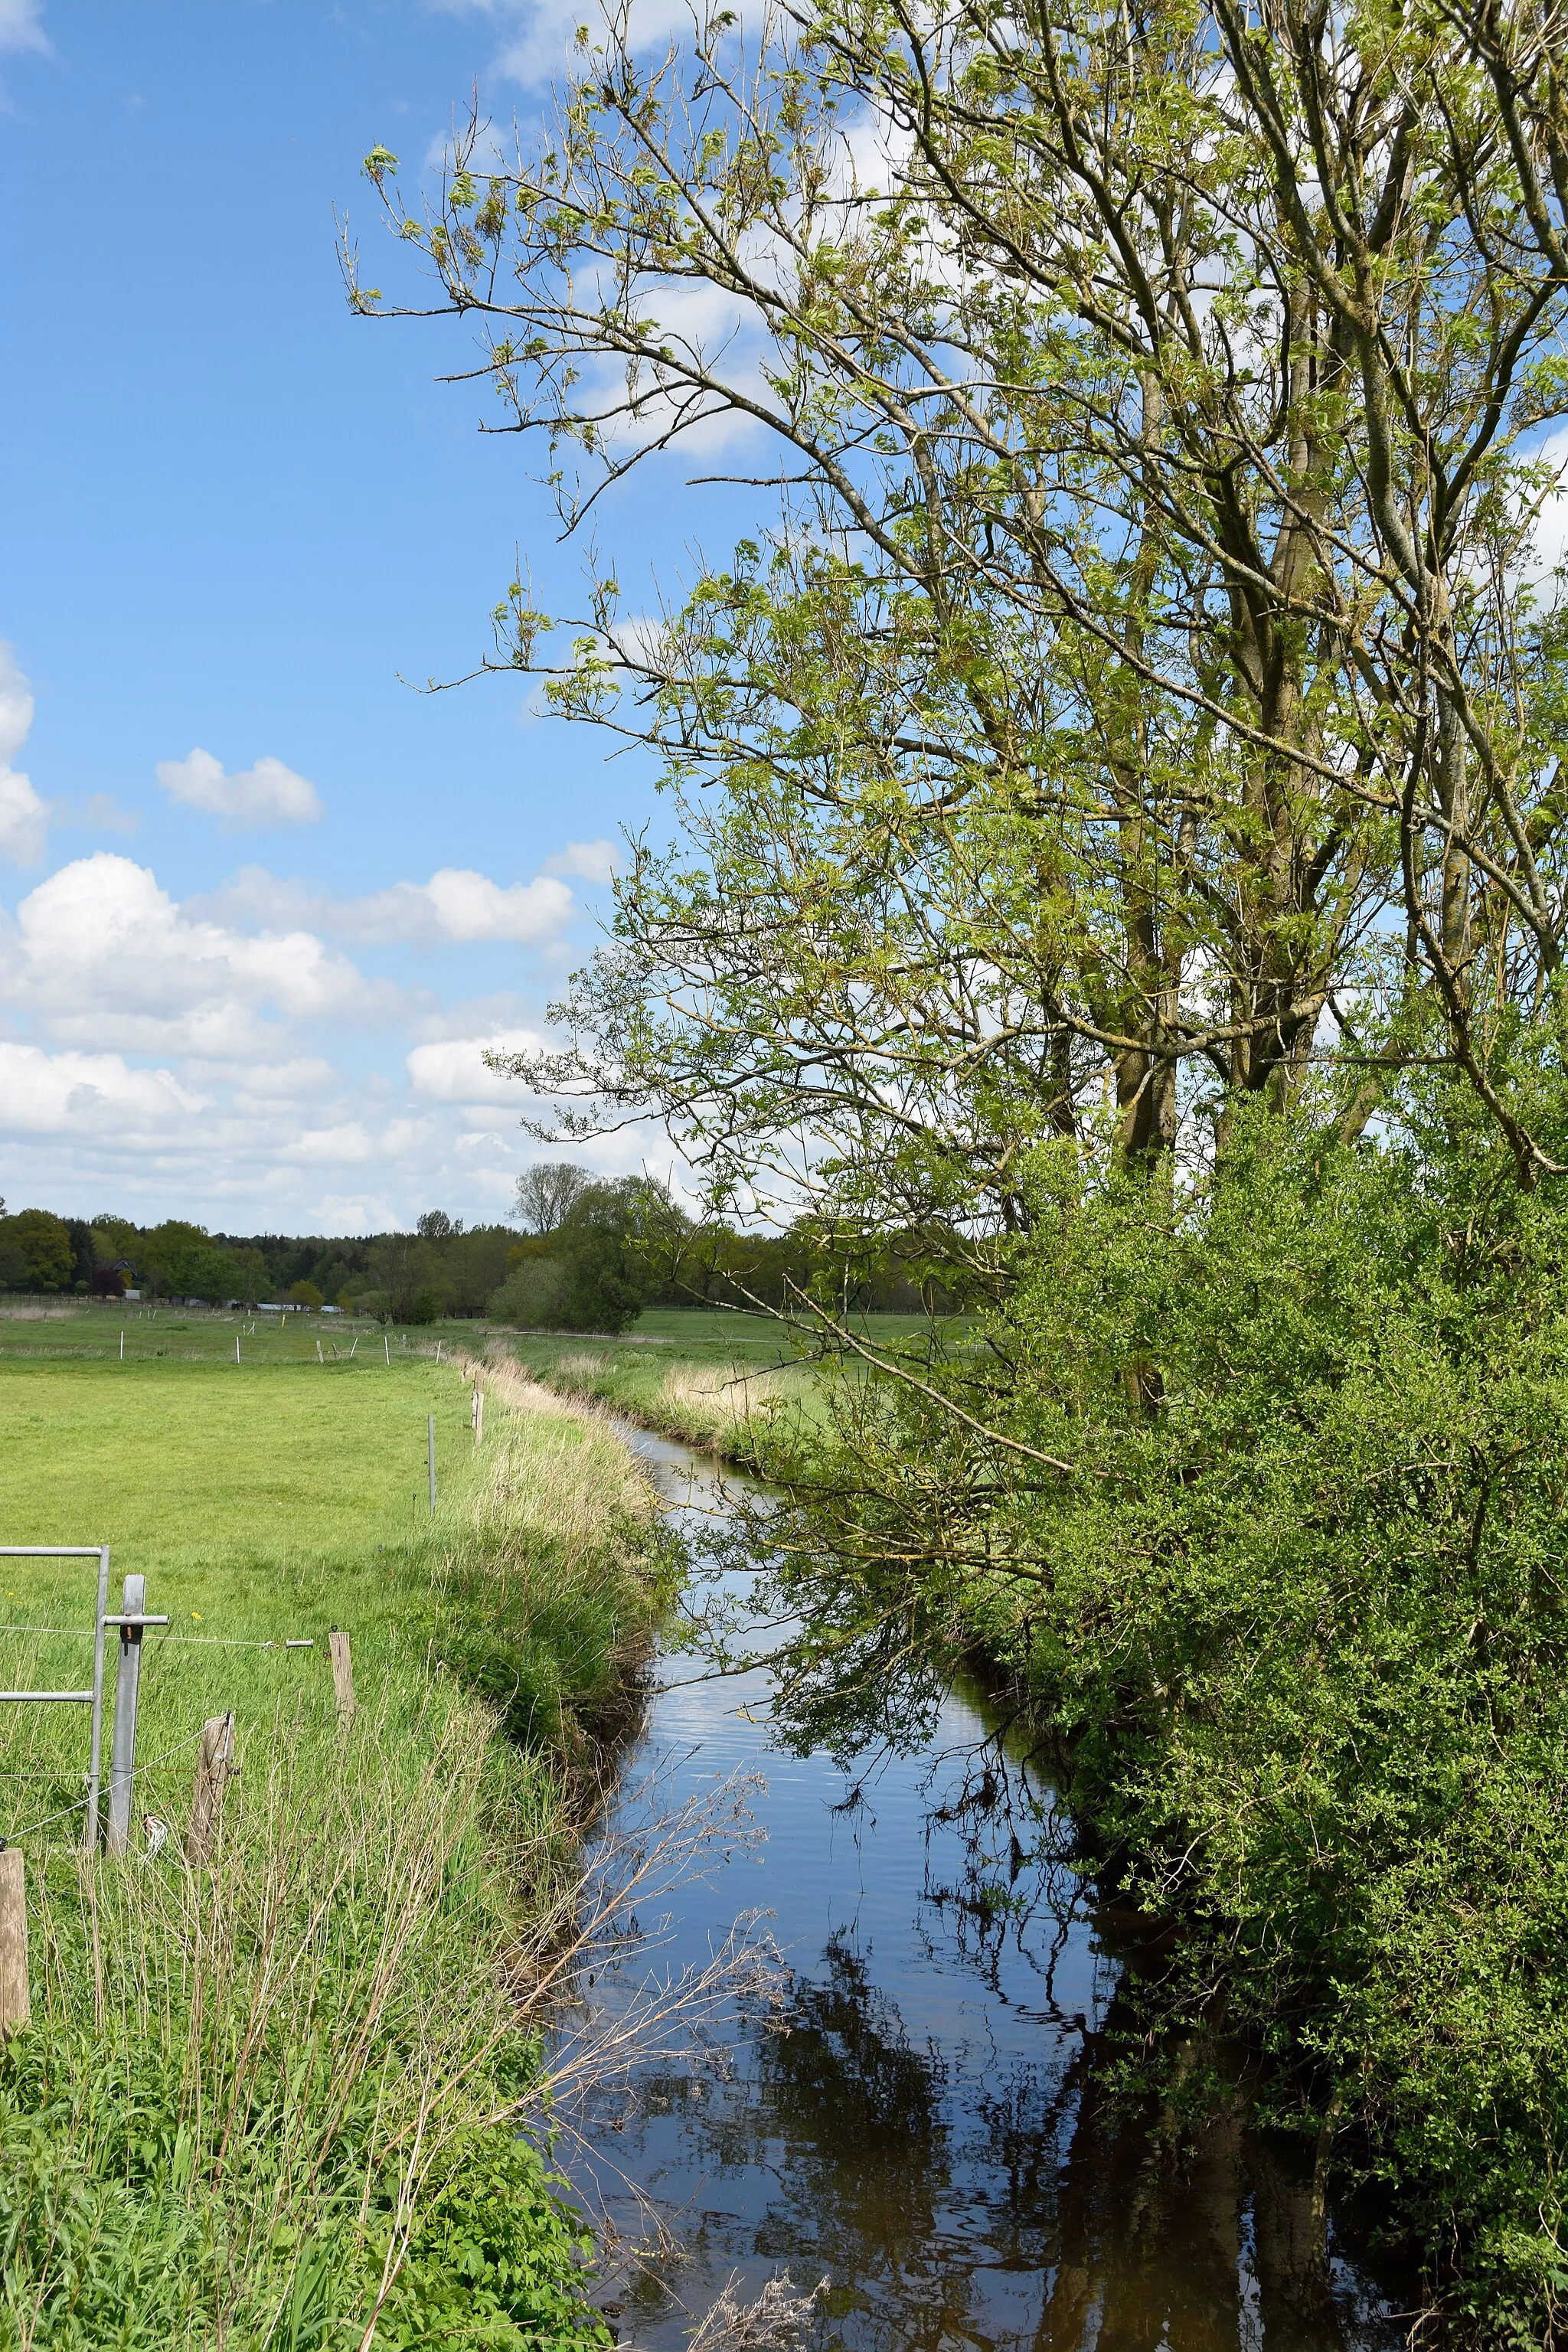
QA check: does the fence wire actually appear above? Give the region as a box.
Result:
[6,1719,213,1844]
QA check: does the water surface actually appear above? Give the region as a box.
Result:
[563,1426,1403,2352]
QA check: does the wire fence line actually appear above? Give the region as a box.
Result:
[0,1623,313,1650]
[6,1719,214,1845]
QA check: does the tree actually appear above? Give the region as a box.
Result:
[227,1246,270,1305]
[93,1214,139,1272]
[416,1210,455,1240]
[138,1221,243,1303]
[511,1164,593,1236]
[487,1181,655,1331]
[0,1209,74,1292]
[361,0,1568,1239]
[488,1255,573,1329]
[65,1219,94,1292]
[354,16,1568,2325]
[289,1280,325,1310]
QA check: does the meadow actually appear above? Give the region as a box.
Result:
[0,1308,657,2349]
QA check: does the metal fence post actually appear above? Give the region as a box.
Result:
[106,1573,145,1857]
[85,1546,109,1852]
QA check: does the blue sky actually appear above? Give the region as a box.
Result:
[0,0,710,1234]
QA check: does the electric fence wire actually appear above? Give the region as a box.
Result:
[0,1624,310,1648]
[5,1719,216,1844]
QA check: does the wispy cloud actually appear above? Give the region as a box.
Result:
[541,836,622,885]
[192,862,577,948]
[0,641,47,865]
[0,1,49,58]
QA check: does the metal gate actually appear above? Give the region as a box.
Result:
[0,1547,110,1850]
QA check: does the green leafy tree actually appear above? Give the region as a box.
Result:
[488,1184,655,1331]
[0,1210,74,1292]
[140,1220,218,1300]
[64,1220,94,1291]
[91,1214,139,1267]
[227,1247,270,1305]
[365,0,1568,1233]
[488,1255,572,1329]
[355,2,1568,2330]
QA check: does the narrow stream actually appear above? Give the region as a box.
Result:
[560,1423,1403,2352]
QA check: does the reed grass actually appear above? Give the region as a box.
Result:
[510,1344,822,1467]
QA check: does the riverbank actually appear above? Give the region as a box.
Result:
[0,1338,662,2347]
[502,1325,820,1471]
[497,1323,1498,2344]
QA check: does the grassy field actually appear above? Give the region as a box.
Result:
[0,1295,948,1475]
[0,1316,657,2348]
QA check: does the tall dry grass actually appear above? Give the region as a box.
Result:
[654,1362,794,1440]
[514,1342,822,1467]
[463,1354,653,1571]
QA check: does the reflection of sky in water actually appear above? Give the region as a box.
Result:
[560,1428,1403,2352]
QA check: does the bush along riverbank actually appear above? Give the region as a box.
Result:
[0,1353,664,2349]
[519,1104,1568,2347]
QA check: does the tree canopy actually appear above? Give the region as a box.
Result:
[361,0,1568,1243]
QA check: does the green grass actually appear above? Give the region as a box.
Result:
[0,1320,655,2347]
[0,1298,949,1473]
[0,1302,432,1370]
[616,1305,949,1351]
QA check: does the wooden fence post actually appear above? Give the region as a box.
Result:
[328,1628,356,1721]
[185,1713,235,1866]
[0,1845,28,2034]
[475,1387,484,1447]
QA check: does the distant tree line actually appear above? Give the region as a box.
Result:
[0,1183,943,1332]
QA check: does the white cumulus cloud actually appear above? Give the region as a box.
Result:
[0,853,407,1055]
[157,746,323,828]
[348,869,573,946]
[406,1026,546,1105]
[0,1041,207,1135]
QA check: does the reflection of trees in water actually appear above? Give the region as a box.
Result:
[595,1934,1371,2352]
[746,1935,993,2352]
[573,1614,1380,2350]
